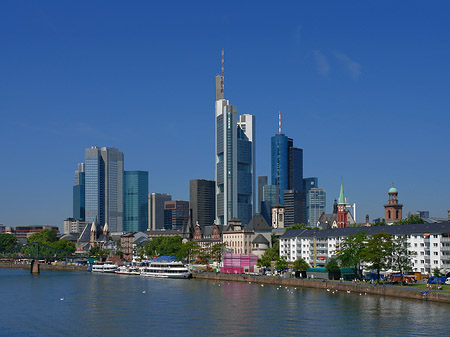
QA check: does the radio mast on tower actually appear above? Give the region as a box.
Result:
[221,49,224,95]
[278,110,282,134]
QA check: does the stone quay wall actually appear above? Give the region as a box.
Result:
[0,262,88,272]
[193,272,450,304]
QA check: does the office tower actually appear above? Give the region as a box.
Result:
[123,171,148,232]
[190,179,215,228]
[263,185,280,207]
[85,146,124,232]
[271,111,304,203]
[303,177,318,224]
[257,176,268,213]
[215,51,255,226]
[284,189,306,226]
[148,193,172,230]
[164,200,189,230]
[307,188,326,227]
[73,163,85,220]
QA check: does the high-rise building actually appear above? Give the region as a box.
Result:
[123,171,148,232]
[257,176,268,213]
[263,185,280,207]
[148,193,172,230]
[85,146,124,232]
[215,52,255,226]
[284,189,306,226]
[307,188,326,227]
[73,163,85,220]
[304,177,319,225]
[164,200,189,230]
[190,179,215,228]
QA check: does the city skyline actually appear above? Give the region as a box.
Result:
[1,1,450,228]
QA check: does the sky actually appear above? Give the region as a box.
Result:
[1,0,449,228]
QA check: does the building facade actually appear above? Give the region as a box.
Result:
[73,163,85,220]
[336,181,348,228]
[279,222,450,275]
[263,185,280,207]
[190,179,215,228]
[164,200,189,230]
[148,193,172,230]
[307,188,326,227]
[63,218,87,234]
[85,146,124,232]
[123,171,149,232]
[284,189,306,226]
[257,176,268,213]
[215,67,255,226]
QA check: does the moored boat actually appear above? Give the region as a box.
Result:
[115,266,140,275]
[140,261,191,279]
[91,262,118,273]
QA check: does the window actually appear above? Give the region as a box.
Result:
[421,260,424,264]
[434,243,438,247]
[434,252,438,256]
[434,260,438,264]
[415,243,417,247]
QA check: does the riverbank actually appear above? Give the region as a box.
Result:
[0,262,88,272]
[193,272,450,304]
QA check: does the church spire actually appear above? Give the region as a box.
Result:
[338,180,345,205]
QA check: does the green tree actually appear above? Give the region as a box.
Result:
[325,258,340,273]
[362,233,393,283]
[257,242,279,268]
[52,240,76,253]
[337,231,367,279]
[390,236,414,281]
[285,223,312,231]
[0,234,18,253]
[143,236,183,258]
[275,256,289,270]
[433,268,441,278]
[370,221,387,227]
[27,229,58,244]
[211,243,226,263]
[89,246,101,257]
[394,215,425,225]
[176,241,201,262]
[293,257,310,271]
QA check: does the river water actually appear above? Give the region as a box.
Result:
[1,268,449,336]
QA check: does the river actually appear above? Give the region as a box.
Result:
[1,268,449,336]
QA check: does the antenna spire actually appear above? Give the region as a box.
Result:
[278,110,282,134]
[221,49,224,94]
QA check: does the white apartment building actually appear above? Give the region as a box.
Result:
[280,222,450,275]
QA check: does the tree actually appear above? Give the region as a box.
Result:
[285,223,312,232]
[362,233,393,283]
[176,241,201,262]
[337,231,367,279]
[143,236,183,258]
[27,229,58,244]
[257,242,279,268]
[325,258,340,273]
[52,240,76,253]
[211,243,226,263]
[394,215,425,225]
[390,236,414,281]
[0,234,18,253]
[275,256,289,270]
[370,221,387,227]
[293,257,310,271]
[433,268,441,278]
[89,246,101,257]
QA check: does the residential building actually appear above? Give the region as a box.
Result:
[279,222,450,275]
[257,176,268,213]
[384,184,403,224]
[307,188,326,227]
[123,171,149,232]
[148,193,172,230]
[190,179,215,228]
[73,163,85,220]
[215,62,255,226]
[164,200,189,230]
[63,218,87,234]
[85,146,124,232]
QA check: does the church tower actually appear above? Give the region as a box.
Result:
[384,183,403,224]
[90,220,97,245]
[336,181,348,228]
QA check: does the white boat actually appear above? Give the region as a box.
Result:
[140,261,191,279]
[115,266,140,275]
[91,262,118,273]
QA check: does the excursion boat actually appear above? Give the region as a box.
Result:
[115,266,140,275]
[140,261,191,279]
[91,262,118,273]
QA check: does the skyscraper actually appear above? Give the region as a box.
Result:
[148,193,172,230]
[123,171,148,232]
[263,185,280,207]
[190,179,215,227]
[73,163,85,220]
[215,51,255,226]
[85,146,124,232]
[164,200,189,230]
[257,176,268,213]
[283,189,306,226]
[307,188,326,227]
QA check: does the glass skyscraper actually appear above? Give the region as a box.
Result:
[73,163,85,220]
[85,146,124,232]
[215,73,255,226]
[123,171,148,232]
[271,134,289,203]
[307,187,326,227]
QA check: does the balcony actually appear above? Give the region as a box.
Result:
[441,237,450,243]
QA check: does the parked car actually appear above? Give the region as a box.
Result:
[445,277,450,285]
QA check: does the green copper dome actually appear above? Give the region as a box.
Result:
[389,187,398,193]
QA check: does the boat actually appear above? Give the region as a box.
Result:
[115,266,141,275]
[140,261,191,279]
[91,262,118,273]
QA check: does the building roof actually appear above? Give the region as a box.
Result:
[280,222,450,239]
[338,181,345,205]
[247,215,271,231]
[252,234,270,244]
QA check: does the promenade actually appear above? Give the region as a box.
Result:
[193,272,450,304]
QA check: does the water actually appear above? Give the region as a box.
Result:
[1,268,449,336]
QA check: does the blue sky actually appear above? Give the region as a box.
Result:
[1,1,449,227]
